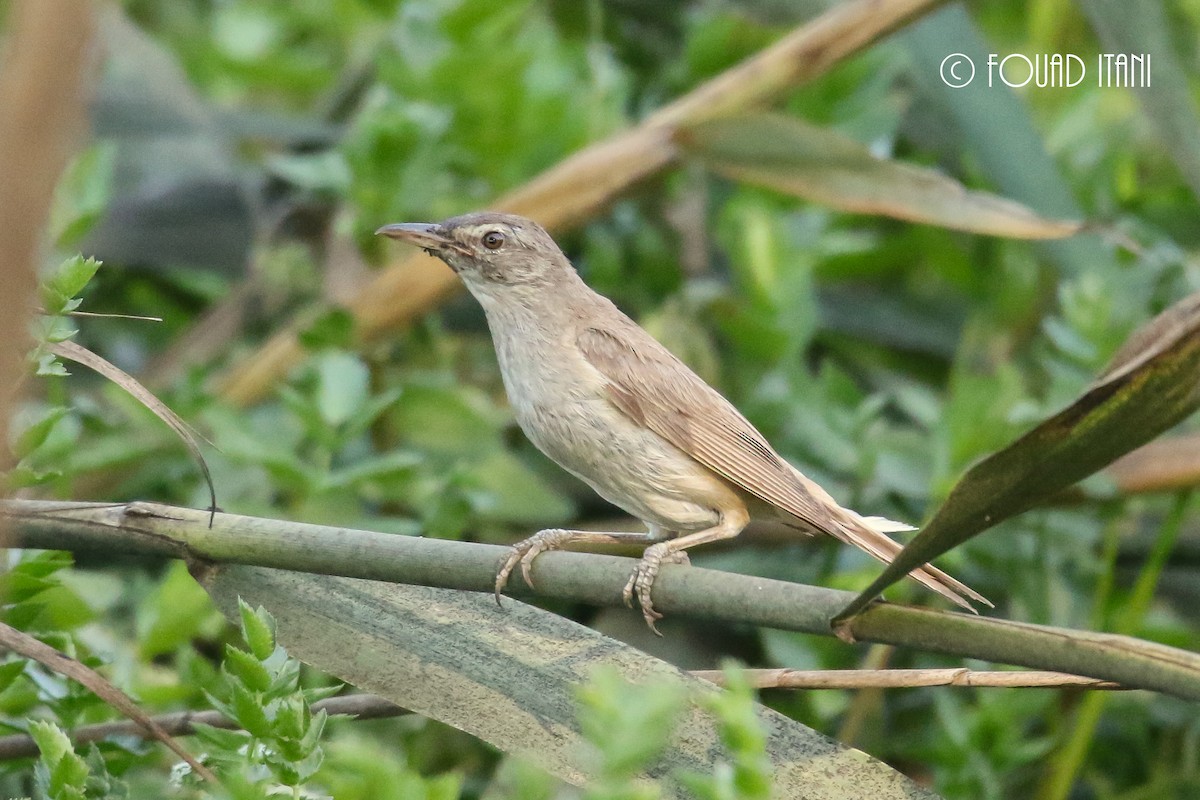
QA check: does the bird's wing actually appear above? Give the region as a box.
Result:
[577,324,839,534]
[578,323,990,611]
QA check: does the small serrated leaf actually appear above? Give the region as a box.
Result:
[238,599,276,661]
[271,696,309,744]
[223,645,272,693]
[228,681,273,738]
[29,718,73,766]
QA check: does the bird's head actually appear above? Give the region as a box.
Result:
[376,212,574,304]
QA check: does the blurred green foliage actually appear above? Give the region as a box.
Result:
[2,0,1200,798]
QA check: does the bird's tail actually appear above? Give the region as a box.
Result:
[788,468,991,611]
[832,510,991,612]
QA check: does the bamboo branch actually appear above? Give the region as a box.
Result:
[215,0,948,406]
[3,500,1199,700]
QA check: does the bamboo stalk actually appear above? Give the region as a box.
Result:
[3,499,1199,700]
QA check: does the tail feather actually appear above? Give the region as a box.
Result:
[835,512,991,611]
[784,466,991,610]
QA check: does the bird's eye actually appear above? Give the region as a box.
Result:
[482,231,505,250]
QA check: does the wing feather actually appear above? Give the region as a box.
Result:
[577,322,989,611]
[578,325,838,534]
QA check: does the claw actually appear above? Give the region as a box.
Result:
[493,528,570,607]
[624,544,689,634]
[494,546,523,606]
[519,548,541,588]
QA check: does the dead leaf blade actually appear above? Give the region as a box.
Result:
[50,340,216,514]
[679,114,1083,239]
[0,622,216,782]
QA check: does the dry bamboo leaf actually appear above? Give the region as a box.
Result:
[678,114,1083,238]
[200,564,941,799]
[50,340,217,516]
[0,621,216,782]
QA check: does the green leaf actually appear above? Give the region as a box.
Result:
[40,255,101,316]
[50,142,116,247]
[835,292,1200,622]
[271,695,309,744]
[12,407,70,460]
[314,350,370,428]
[678,114,1081,239]
[199,565,942,799]
[189,720,252,752]
[298,308,356,350]
[238,598,277,660]
[463,450,574,527]
[223,645,272,693]
[138,560,220,658]
[0,660,27,692]
[29,719,74,766]
[30,720,90,798]
[228,680,273,738]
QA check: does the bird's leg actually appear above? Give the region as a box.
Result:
[623,509,749,634]
[495,528,667,604]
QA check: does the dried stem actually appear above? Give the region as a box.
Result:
[0,667,1126,763]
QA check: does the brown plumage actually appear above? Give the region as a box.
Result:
[377,212,989,631]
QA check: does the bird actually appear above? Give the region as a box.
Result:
[377,212,988,631]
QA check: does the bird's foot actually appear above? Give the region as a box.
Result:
[494,528,575,605]
[622,543,691,635]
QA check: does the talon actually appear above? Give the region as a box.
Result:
[519,548,541,588]
[622,573,637,608]
[493,529,570,608]
[626,542,684,634]
[494,547,523,606]
[643,605,664,636]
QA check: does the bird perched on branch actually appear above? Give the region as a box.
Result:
[378,212,988,632]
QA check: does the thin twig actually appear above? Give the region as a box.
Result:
[0,624,217,781]
[68,311,163,322]
[693,668,1127,690]
[0,694,406,761]
[0,664,1128,763]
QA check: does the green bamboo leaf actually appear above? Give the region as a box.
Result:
[200,564,940,800]
[677,113,1082,239]
[835,292,1200,623]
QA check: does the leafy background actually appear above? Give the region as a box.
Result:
[3,0,1200,798]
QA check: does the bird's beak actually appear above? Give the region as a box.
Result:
[374,222,449,251]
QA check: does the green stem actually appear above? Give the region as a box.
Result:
[5,499,1200,700]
